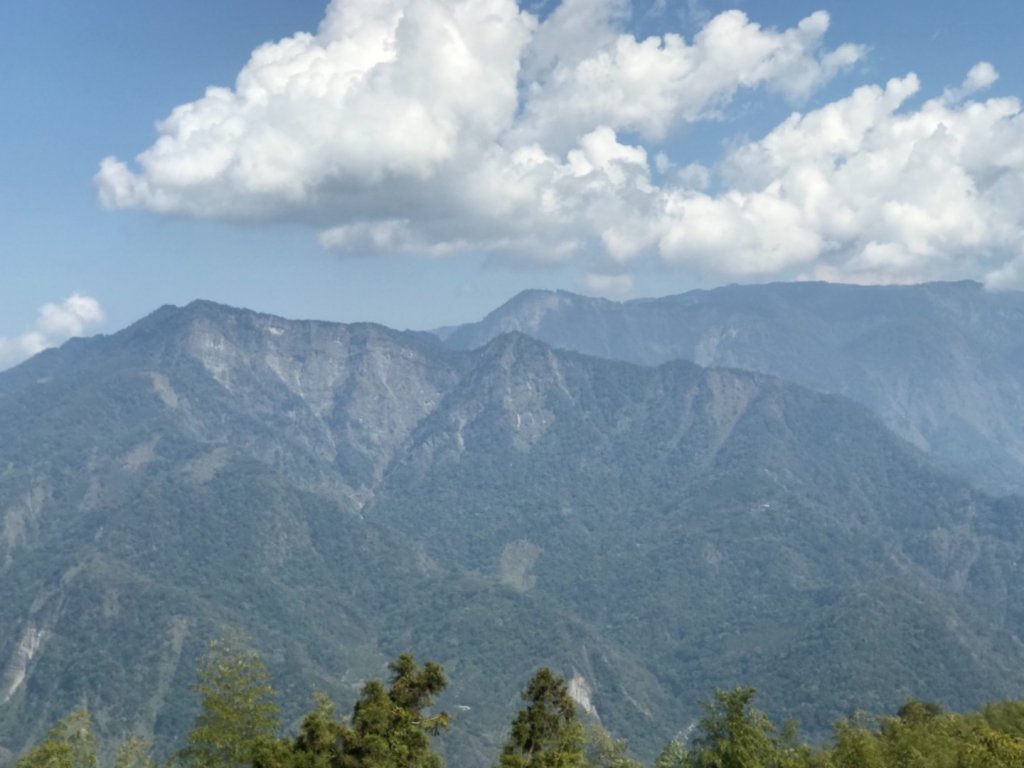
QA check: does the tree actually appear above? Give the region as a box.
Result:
[959,726,1024,768]
[829,714,886,768]
[583,724,641,768]
[113,738,156,768]
[337,654,449,768]
[16,710,97,768]
[653,740,687,768]
[895,700,943,724]
[283,692,344,768]
[683,687,805,768]
[250,653,448,768]
[179,637,281,768]
[498,668,584,768]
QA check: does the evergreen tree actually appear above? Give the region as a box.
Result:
[283,692,344,768]
[653,740,687,768]
[498,668,584,768]
[683,687,805,768]
[958,726,1024,768]
[583,724,641,768]
[337,654,449,768]
[828,714,886,768]
[113,738,156,768]
[251,654,448,768]
[16,710,98,768]
[178,637,281,768]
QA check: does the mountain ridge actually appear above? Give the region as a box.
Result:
[3,295,1024,765]
[443,280,1024,495]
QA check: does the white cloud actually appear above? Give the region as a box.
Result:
[521,0,630,85]
[693,69,1024,285]
[96,0,860,257]
[99,0,536,220]
[95,1,1024,289]
[943,61,998,103]
[513,8,865,149]
[0,295,105,370]
[580,272,634,297]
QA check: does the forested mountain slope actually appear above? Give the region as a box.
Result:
[445,281,1024,495]
[2,300,1024,766]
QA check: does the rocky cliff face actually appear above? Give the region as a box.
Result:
[1,627,48,705]
[156,301,467,506]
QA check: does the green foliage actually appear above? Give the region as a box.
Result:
[12,711,156,768]
[15,653,1024,768]
[582,725,641,768]
[498,669,584,768]
[259,653,448,768]
[15,710,97,768]
[683,688,808,768]
[828,715,885,768]
[338,654,449,768]
[653,740,687,768]
[282,692,341,768]
[958,727,1024,768]
[178,638,281,768]
[112,739,155,768]
[821,700,1024,768]
[982,701,1024,740]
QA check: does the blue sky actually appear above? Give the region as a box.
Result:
[2,0,1023,367]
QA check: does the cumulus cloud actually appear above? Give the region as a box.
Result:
[513,8,865,148]
[97,1,1024,288]
[581,272,634,297]
[96,1,860,254]
[693,67,1024,285]
[99,0,536,220]
[0,294,105,370]
[943,61,999,103]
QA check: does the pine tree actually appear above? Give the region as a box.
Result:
[583,723,641,768]
[16,710,98,768]
[498,668,584,768]
[338,654,449,768]
[178,637,281,768]
[251,654,448,768]
[683,687,805,768]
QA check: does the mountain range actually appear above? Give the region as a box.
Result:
[2,283,1024,766]
[445,281,1024,495]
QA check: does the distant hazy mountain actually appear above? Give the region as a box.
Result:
[3,299,1024,766]
[445,281,1024,495]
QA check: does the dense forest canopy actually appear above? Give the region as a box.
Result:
[17,642,1024,768]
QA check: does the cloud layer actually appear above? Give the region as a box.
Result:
[0,295,105,370]
[666,71,1024,285]
[97,0,1024,288]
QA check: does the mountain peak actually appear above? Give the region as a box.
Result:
[438,279,1024,495]
[4,287,1024,768]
